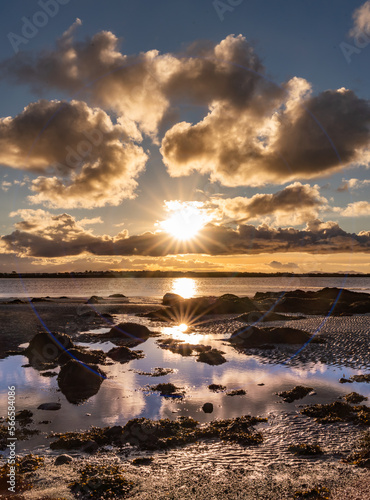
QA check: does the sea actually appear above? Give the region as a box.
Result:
[0,276,370,299]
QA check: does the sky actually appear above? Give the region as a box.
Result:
[0,0,370,274]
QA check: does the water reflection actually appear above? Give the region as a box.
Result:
[171,278,197,298]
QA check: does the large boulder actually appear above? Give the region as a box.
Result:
[101,322,151,341]
[229,326,319,347]
[25,331,74,368]
[57,360,106,404]
[162,293,184,306]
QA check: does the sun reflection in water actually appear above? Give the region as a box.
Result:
[162,324,203,344]
[171,278,197,299]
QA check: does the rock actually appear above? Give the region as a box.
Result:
[162,293,184,306]
[15,409,33,424]
[229,325,317,347]
[107,346,144,363]
[276,386,313,403]
[54,454,73,466]
[208,384,226,392]
[150,383,182,396]
[343,392,368,404]
[101,322,151,342]
[37,402,61,411]
[57,348,106,365]
[25,331,74,367]
[40,371,58,377]
[86,295,103,304]
[350,374,370,383]
[339,378,353,384]
[57,360,106,404]
[82,440,99,454]
[226,389,246,396]
[202,403,214,413]
[108,293,126,298]
[197,349,227,365]
[103,425,123,441]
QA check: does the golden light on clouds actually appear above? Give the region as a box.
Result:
[159,201,211,241]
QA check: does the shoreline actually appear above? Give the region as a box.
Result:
[0,288,369,498]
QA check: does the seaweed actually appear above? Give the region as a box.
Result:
[288,443,324,456]
[343,392,368,404]
[69,463,134,499]
[277,386,313,403]
[301,401,370,425]
[344,430,370,467]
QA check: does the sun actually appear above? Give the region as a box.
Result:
[159,201,210,241]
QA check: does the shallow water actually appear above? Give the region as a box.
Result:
[0,313,369,454]
[0,275,370,298]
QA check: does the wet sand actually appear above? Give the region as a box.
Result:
[0,294,369,499]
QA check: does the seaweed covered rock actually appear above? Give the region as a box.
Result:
[57,360,106,404]
[101,322,151,342]
[277,386,313,403]
[121,415,265,450]
[69,464,134,498]
[144,294,257,323]
[229,325,317,347]
[25,331,74,367]
[57,347,106,365]
[256,287,370,316]
[301,401,370,425]
[196,349,227,365]
[343,392,368,404]
[107,346,144,363]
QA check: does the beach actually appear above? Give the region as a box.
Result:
[0,287,369,499]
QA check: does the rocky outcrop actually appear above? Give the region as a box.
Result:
[57,360,106,404]
[254,287,370,316]
[229,325,321,347]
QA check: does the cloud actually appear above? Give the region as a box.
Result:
[1,181,11,192]
[0,27,276,140]
[2,211,369,259]
[0,99,147,208]
[213,182,329,225]
[2,24,370,191]
[161,82,370,186]
[350,1,370,38]
[337,178,370,191]
[341,201,370,217]
[268,261,299,269]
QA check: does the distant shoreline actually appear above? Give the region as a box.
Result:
[0,271,369,279]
